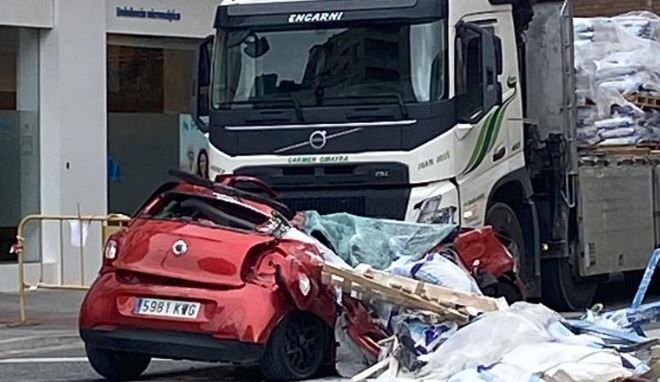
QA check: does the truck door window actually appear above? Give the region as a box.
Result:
[455,23,501,122]
[455,28,483,119]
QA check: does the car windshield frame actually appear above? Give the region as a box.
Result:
[139,190,285,235]
[210,18,447,109]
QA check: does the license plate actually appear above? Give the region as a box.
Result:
[135,298,200,319]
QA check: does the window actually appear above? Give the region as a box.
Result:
[0,27,40,263]
[107,37,195,113]
[211,19,448,108]
[455,23,501,122]
[455,28,483,119]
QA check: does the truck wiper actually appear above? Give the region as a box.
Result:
[319,93,409,119]
[219,98,304,122]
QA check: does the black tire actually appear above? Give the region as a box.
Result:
[261,312,330,381]
[542,257,598,311]
[496,278,523,304]
[486,203,527,287]
[85,345,150,381]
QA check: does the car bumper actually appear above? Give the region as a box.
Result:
[79,271,292,345]
[80,328,265,364]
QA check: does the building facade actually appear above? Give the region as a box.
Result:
[0,0,217,291]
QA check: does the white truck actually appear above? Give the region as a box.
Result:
[191,0,658,310]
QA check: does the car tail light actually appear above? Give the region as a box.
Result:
[101,238,120,273]
[104,240,118,260]
[298,272,311,297]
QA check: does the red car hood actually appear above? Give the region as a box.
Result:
[113,218,275,287]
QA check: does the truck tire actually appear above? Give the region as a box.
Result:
[261,312,330,381]
[542,257,598,311]
[85,345,150,381]
[486,203,527,292]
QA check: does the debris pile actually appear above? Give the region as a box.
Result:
[299,212,660,381]
[574,12,660,147]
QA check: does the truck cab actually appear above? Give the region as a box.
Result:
[193,0,599,309]
[197,0,524,219]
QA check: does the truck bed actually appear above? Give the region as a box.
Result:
[578,153,660,276]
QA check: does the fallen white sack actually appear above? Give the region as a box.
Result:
[416,303,563,380]
[498,342,631,382]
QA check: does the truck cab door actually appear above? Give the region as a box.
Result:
[192,35,214,132]
[455,22,502,124]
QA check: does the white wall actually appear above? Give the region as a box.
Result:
[0,0,219,292]
[0,0,54,28]
[38,0,107,288]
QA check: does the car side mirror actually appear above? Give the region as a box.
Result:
[192,35,213,133]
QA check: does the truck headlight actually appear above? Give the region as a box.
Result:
[417,196,457,224]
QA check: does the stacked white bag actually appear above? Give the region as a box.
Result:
[574,12,660,147]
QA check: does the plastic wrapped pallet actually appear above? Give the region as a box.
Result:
[574,12,660,147]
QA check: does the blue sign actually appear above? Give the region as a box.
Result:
[116,6,181,22]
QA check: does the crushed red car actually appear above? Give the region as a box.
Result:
[79,171,520,381]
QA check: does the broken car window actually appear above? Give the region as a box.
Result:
[142,192,271,232]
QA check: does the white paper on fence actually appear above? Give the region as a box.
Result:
[417,302,563,380]
[69,220,90,248]
[499,343,631,382]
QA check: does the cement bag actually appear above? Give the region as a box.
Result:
[499,343,631,382]
[387,252,481,294]
[417,303,562,380]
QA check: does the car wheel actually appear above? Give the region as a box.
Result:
[86,345,151,381]
[261,312,330,381]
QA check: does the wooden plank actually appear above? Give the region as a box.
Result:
[353,264,506,312]
[626,93,660,110]
[324,264,469,323]
[323,263,508,323]
[593,146,651,156]
[351,357,390,382]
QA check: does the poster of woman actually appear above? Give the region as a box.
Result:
[179,114,209,179]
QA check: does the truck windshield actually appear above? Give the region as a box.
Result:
[211,19,446,109]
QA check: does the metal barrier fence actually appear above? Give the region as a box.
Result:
[10,214,130,326]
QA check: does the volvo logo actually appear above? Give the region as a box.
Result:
[309,130,327,150]
[172,240,188,256]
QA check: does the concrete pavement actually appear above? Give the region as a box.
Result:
[0,290,343,381]
[1,283,659,381]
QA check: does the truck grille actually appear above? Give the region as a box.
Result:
[283,196,366,216]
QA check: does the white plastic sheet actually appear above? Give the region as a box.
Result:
[417,303,563,379]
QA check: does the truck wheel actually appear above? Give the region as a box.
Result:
[85,345,150,381]
[496,278,523,304]
[486,203,527,287]
[542,257,598,311]
[261,312,330,381]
